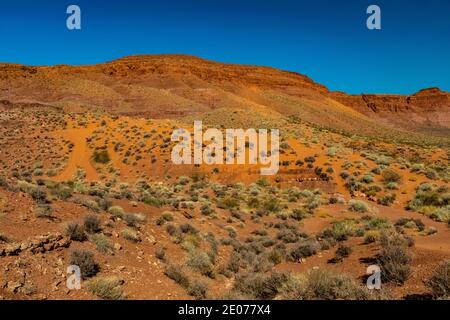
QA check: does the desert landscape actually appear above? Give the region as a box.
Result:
[0,54,449,300]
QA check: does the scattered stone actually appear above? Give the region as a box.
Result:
[7,280,23,293]
[0,233,71,257]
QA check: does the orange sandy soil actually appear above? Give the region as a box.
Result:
[0,110,449,300]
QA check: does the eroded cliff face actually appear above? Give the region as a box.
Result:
[329,88,450,133]
[0,54,449,135]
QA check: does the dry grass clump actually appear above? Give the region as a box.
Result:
[377,231,412,285]
[426,261,450,299]
[87,276,125,300]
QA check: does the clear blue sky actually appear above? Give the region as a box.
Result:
[0,0,449,94]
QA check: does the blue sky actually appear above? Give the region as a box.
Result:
[0,0,449,94]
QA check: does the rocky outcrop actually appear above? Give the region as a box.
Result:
[0,54,448,134]
[0,233,71,256]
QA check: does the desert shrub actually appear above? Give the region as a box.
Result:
[108,206,125,219]
[290,208,308,221]
[336,245,352,257]
[97,198,113,211]
[277,228,304,244]
[395,218,425,232]
[425,169,438,180]
[162,211,174,221]
[364,231,378,244]
[224,226,237,238]
[93,150,110,164]
[377,232,412,285]
[84,215,101,233]
[36,204,53,219]
[340,171,350,179]
[262,198,281,213]
[164,264,190,288]
[349,200,369,213]
[143,195,164,208]
[0,176,9,188]
[407,184,450,222]
[121,228,141,243]
[289,241,319,262]
[124,213,146,228]
[426,261,450,298]
[268,248,286,265]
[226,252,241,274]
[280,270,369,300]
[156,211,173,226]
[87,276,124,300]
[256,178,270,187]
[233,272,289,299]
[329,245,352,263]
[65,223,87,241]
[180,223,198,234]
[217,197,239,210]
[366,217,389,230]
[386,182,398,190]
[30,188,48,203]
[295,160,304,166]
[187,280,208,300]
[344,177,362,192]
[155,216,165,226]
[423,226,438,236]
[69,250,99,279]
[371,166,381,174]
[361,174,374,184]
[331,219,355,241]
[200,204,213,216]
[187,250,214,277]
[89,233,113,254]
[304,156,316,164]
[327,147,337,157]
[178,176,190,185]
[429,207,450,223]
[378,193,396,206]
[381,169,402,183]
[166,224,178,237]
